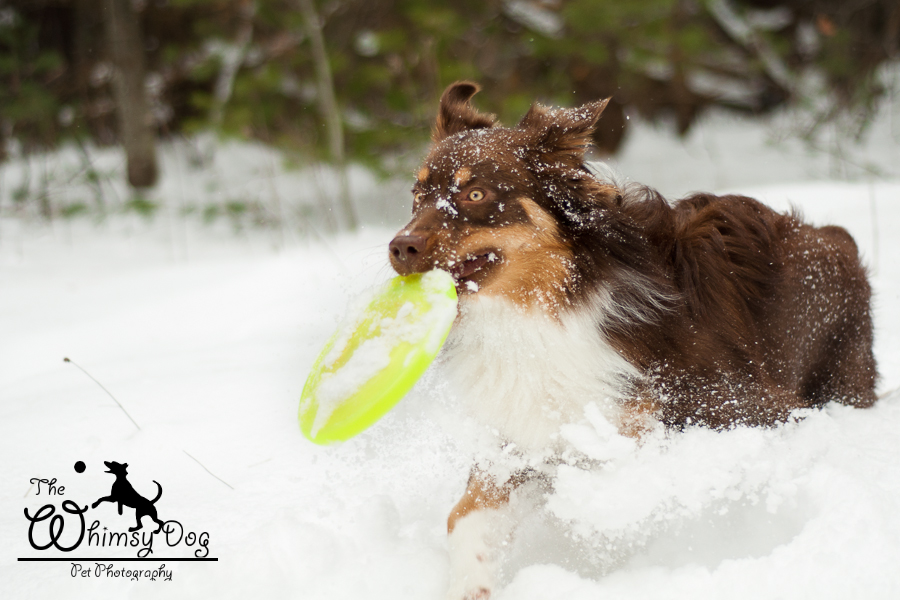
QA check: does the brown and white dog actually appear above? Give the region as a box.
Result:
[389,82,877,599]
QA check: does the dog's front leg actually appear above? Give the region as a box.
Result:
[91,496,113,509]
[445,469,522,600]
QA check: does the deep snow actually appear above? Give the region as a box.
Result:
[2,103,900,599]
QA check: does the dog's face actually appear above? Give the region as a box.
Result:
[104,461,128,475]
[389,82,617,312]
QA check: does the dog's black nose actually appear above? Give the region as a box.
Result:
[389,234,427,263]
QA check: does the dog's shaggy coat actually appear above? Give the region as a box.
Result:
[388,82,877,600]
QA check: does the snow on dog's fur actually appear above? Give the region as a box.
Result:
[389,82,877,600]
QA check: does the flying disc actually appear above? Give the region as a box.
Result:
[299,270,458,445]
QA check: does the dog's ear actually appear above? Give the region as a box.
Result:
[516,99,609,167]
[432,81,497,142]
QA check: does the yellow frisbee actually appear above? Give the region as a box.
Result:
[299,270,458,444]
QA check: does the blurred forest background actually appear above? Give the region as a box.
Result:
[1,0,899,231]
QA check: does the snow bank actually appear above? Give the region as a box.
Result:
[502,397,900,600]
[0,135,411,234]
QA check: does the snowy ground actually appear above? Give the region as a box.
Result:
[2,104,900,599]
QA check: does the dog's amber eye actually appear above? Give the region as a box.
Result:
[413,192,424,207]
[467,189,485,202]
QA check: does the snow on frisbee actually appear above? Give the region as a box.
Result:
[299,270,458,444]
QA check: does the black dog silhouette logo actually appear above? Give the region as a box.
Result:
[92,461,165,533]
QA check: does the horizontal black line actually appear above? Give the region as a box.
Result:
[18,557,217,562]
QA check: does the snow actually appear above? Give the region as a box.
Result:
[2,99,900,599]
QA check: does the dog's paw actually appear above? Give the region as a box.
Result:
[445,585,491,600]
[446,508,511,600]
[445,545,496,600]
[445,552,494,600]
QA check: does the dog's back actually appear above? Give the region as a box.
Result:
[636,193,877,428]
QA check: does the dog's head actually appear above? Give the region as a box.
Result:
[389,82,619,311]
[104,461,128,475]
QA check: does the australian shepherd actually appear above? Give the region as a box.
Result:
[388,82,877,600]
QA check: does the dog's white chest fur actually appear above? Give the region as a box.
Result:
[439,295,637,452]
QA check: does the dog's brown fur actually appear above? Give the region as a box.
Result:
[390,81,877,599]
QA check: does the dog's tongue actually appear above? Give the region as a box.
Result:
[450,255,490,280]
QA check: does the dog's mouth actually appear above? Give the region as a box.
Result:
[446,252,499,293]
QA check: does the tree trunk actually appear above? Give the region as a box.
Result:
[298,0,357,230]
[211,0,255,128]
[73,0,98,97]
[103,0,158,189]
